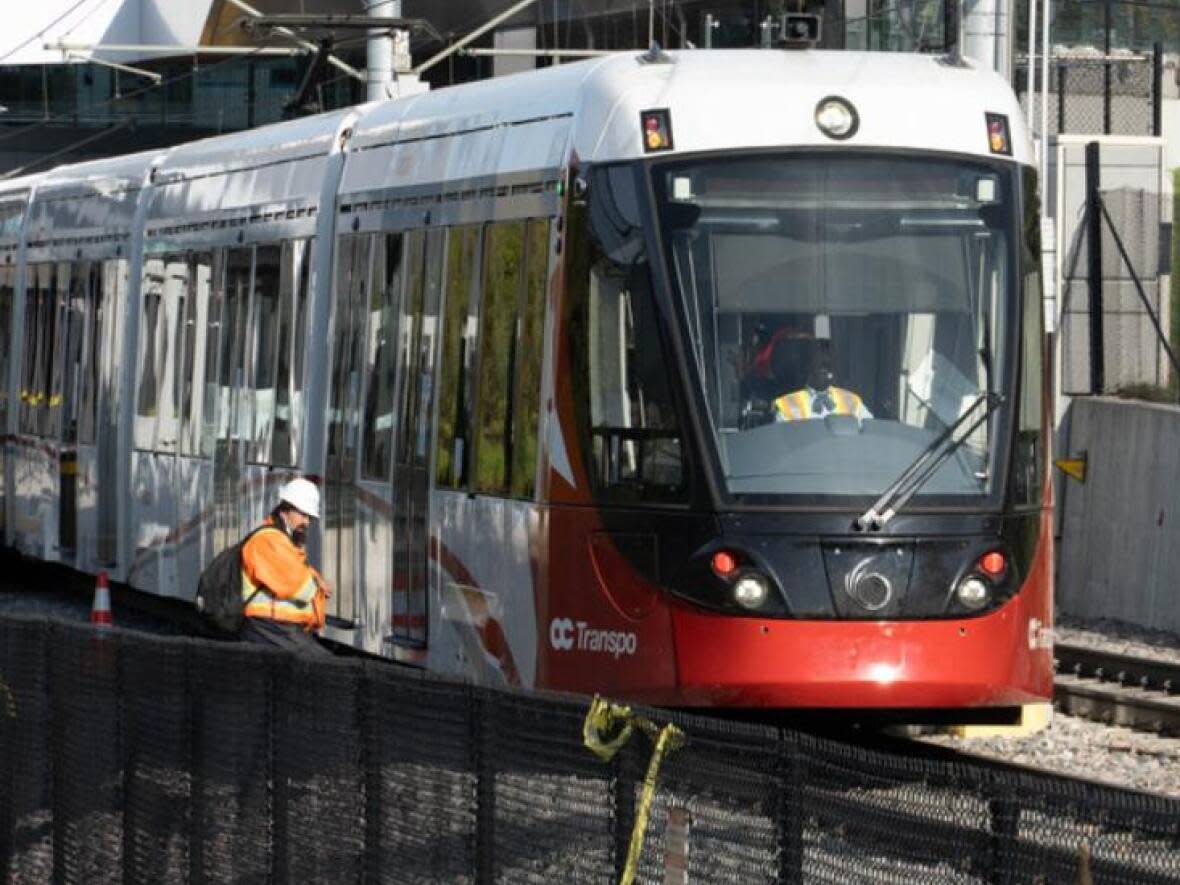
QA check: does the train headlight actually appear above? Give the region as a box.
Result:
[815,96,858,140]
[732,573,770,610]
[956,575,990,611]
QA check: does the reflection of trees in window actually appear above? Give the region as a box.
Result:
[474,221,524,494]
[510,219,550,498]
[435,226,480,489]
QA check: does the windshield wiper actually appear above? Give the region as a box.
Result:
[854,392,1003,532]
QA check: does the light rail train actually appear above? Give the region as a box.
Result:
[0,46,1053,725]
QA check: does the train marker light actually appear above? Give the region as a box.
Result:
[640,109,674,153]
[732,573,770,610]
[956,575,990,610]
[711,550,738,578]
[977,551,1007,580]
[815,96,858,140]
[985,113,1011,156]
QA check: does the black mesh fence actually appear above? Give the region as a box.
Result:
[2,616,1180,884]
[1015,53,1158,137]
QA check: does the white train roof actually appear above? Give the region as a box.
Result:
[340,49,1031,197]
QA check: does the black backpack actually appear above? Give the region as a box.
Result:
[195,525,281,636]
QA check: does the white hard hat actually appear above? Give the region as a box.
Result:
[278,478,321,519]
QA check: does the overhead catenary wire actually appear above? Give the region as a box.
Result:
[0,0,105,64]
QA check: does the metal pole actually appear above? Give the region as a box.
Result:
[365,0,396,101]
[1085,141,1105,393]
[1152,41,1162,137]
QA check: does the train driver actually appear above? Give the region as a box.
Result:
[773,339,872,423]
[239,477,334,655]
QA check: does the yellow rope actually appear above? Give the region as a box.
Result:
[582,695,686,885]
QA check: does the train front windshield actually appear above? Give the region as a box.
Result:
[654,154,1017,503]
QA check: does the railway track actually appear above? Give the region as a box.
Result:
[1054,641,1180,736]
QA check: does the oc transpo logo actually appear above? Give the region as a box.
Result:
[549,617,638,659]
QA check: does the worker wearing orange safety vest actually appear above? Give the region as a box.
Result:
[239,477,333,655]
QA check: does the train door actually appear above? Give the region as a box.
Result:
[212,247,252,555]
[390,228,443,650]
[355,232,403,651]
[324,234,370,625]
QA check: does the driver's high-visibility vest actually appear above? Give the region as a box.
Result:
[774,387,865,421]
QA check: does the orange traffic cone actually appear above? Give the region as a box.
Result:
[90,570,113,628]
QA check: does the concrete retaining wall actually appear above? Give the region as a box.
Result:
[1057,396,1180,632]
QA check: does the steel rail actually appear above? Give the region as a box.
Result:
[1054,641,1180,735]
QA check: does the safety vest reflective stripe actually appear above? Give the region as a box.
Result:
[774,391,812,420]
[242,570,319,625]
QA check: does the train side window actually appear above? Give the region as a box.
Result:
[510,218,550,499]
[0,264,14,432]
[61,261,90,444]
[415,228,446,466]
[249,244,282,463]
[200,250,227,459]
[153,257,189,453]
[395,230,425,468]
[179,252,213,456]
[46,262,71,441]
[568,171,688,502]
[31,264,56,438]
[272,239,311,468]
[134,259,165,449]
[77,263,103,445]
[435,224,482,490]
[1014,167,1044,507]
[361,232,404,481]
[223,248,253,445]
[17,264,42,435]
[473,220,525,495]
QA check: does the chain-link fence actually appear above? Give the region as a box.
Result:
[1056,139,1175,397]
[2,616,1180,884]
[1015,50,1160,137]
